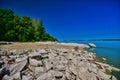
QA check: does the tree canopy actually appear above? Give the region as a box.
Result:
[0,9,57,42]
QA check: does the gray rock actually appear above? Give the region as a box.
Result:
[111,76,117,80]
[2,72,21,80]
[29,58,42,67]
[35,67,45,76]
[98,69,111,80]
[29,52,41,57]
[15,57,27,62]
[65,66,72,80]
[54,71,63,79]
[37,72,53,80]
[69,64,77,75]
[22,75,33,80]
[78,70,93,80]
[55,64,65,71]
[9,60,27,76]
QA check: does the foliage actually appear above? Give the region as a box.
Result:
[0,9,57,42]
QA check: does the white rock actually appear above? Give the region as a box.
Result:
[88,63,98,74]
[78,70,93,80]
[3,72,21,80]
[98,69,111,80]
[37,72,53,80]
[55,64,65,71]
[76,76,81,80]
[35,67,45,75]
[2,75,14,80]
[22,75,33,80]
[15,57,27,62]
[65,66,72,80]
[111,76,117,80]
[45,60,53,71]
[29,52,41,57]
[40,49,47,54]
[9,60,27,76]
[9,55,16,59]
[11,72,21,80]
[29,58,42,66]
[69,64,77,75]
[54,71,63,79]
[88,43,96,47]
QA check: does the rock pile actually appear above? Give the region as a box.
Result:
[0,48,119,80]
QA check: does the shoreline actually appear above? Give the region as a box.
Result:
[0,42,89,50]
[0,42,119,80]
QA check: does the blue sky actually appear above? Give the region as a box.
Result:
[0,0,120,41]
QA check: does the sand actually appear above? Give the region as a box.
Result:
[0,42,89,50]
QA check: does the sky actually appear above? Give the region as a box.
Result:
[0,0,120,41]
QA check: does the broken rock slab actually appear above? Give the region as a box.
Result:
[37,72,53,80]
[29,58,42,67]
[22,75,33,80]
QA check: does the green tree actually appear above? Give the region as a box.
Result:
[0,9,14,40]
[0,8,57,42]
[34,20,44,41]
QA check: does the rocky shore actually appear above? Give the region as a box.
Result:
[0,42,120,80]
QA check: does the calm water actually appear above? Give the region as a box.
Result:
[89,41,120,79]
[62,40,120,79]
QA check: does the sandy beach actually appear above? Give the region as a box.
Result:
[0,42,89,50]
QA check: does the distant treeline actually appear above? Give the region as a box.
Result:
[63,39,120,42]
[0,9,57,42]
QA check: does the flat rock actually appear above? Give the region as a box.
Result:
[37,72,53,80]
[9,60,27,76]
[22,75,33,80]
[35,67,45,76]
[29,58,42,67]
[98,69,111,80]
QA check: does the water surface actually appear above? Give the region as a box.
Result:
[62,40,120,79]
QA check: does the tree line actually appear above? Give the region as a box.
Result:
[0,9,57,42]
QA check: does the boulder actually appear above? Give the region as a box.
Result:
[55,64,66,71]
[9,60,27,76]
[15,57,27,62]
[88,63,98,74]
[69,64,77,75]
[22,75,33,80]
[2,71,21,80]
[37,72,53,80]
[111,76,117,80]
[88,43,96,48]
[78,70,95,80]
[29,58,42,67]
[98,69,111,80]
[65,66,72,80]
[54,71,63,79]
[45,60,53,71]
[35,67,45,76]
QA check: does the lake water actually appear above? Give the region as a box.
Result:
[86,41,120,80]
[62,40,120,79]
